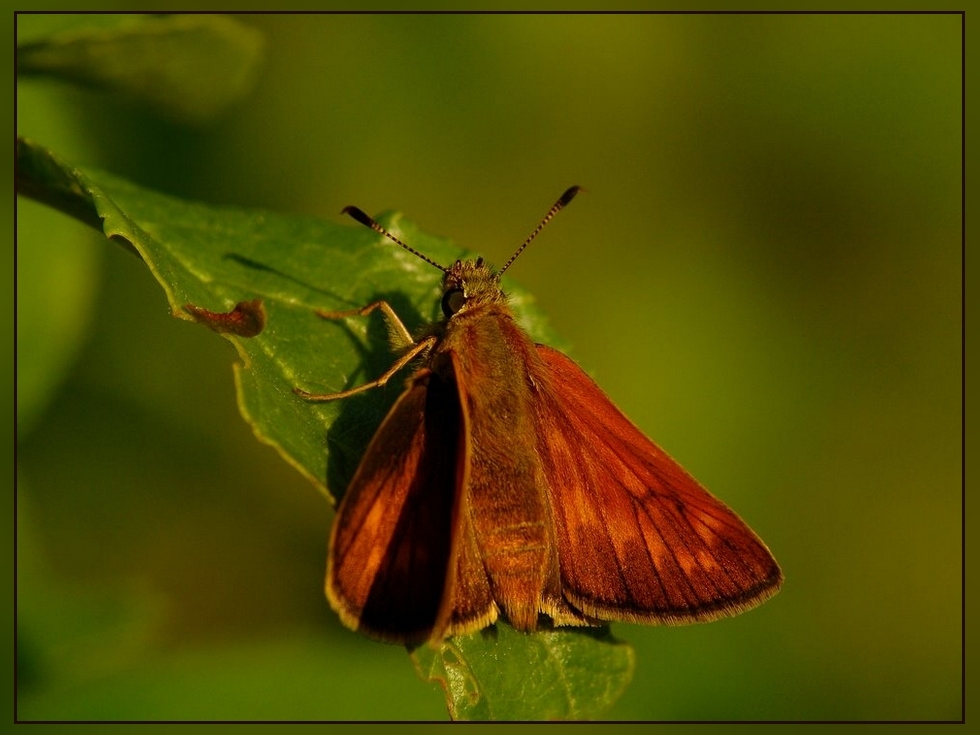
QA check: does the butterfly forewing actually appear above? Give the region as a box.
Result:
[430,351,501,640]
[327,372,459,644]
[531,345,783,624]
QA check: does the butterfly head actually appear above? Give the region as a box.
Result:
[441,257,505,317]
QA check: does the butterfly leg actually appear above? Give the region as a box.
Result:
[315,300,415,351]
[294,300,436,402]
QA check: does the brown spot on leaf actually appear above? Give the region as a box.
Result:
[184,298,266,337]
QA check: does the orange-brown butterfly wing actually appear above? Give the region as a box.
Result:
[327,368,462,644]
[531,345,782,624]
[430,351,500,641]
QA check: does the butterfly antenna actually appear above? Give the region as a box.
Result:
[342,205,448,272]
[498,186,582,276]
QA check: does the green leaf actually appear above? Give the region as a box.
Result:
[17,137,635,720]
[17,14,264,125]
[16,137,567,500]
[412,625,635,721]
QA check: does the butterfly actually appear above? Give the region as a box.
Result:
[295,187,782,645]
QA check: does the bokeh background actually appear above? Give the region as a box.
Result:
[16,13,962,720]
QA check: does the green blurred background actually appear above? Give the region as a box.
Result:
[16,13,961,720]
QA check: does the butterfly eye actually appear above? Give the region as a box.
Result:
[442,288,466,317]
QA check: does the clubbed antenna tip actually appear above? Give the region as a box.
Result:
[498,185,583,275]
[341,205,447,272]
